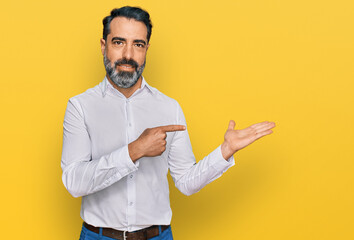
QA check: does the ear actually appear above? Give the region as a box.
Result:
[100,38,106,55]
[146,43,150,51]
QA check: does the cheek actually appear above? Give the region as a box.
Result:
[107,48,123,61]
[135,52,147,65]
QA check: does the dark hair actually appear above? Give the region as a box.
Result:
[102,6,153,42]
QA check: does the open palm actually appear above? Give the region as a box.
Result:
[221,120,276,159]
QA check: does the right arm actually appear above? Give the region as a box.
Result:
[61,99,186,198]
[61,99,138,198]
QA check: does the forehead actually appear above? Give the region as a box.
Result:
[108,17,148,41]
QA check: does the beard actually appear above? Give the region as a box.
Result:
[103,53,145,89]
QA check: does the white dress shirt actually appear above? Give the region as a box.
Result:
[61,76,235,231]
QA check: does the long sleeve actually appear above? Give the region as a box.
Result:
[168,103,235,196]
[61,76,234,229]
[61,98,139,198]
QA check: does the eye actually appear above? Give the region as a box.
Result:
[135,43,145,48]
[113,41,123,45]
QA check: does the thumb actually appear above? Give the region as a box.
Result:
[228,120,235,130]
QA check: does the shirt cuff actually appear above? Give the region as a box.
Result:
[111,145,139,177]
[210,145,235,172]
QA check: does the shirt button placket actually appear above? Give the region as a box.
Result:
[125,98,136,229]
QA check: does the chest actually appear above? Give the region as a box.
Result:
[82,96,177,158]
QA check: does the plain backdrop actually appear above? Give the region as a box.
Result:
[0,0,353,239]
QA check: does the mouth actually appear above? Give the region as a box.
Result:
[117,64,135,71]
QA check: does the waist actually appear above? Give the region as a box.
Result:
[80,197,172,230]
[83,222,170,240]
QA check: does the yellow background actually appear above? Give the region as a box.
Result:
[1,0,353,239]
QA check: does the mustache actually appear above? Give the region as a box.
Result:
[114,58,139,69]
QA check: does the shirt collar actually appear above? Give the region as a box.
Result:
[100,76,155,98]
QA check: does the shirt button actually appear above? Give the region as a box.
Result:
[129,202,133,206]
[130,175,133,179]
[129,123,132,127]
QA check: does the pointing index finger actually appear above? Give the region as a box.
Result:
[158,125,186,132]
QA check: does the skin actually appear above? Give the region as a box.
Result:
[100,17,150,98]
[220,120,275,159]
[100,17,276,162]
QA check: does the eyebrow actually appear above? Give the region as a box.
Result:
[111,37,146,45]
[111,37,126,42]
[133,39,147,45]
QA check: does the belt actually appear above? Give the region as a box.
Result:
[83,222,170,240]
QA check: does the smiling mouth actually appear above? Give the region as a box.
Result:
[118,64,135,71]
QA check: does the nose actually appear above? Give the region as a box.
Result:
[122,44,134,60]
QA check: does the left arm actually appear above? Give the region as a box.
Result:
[168,104,276,196]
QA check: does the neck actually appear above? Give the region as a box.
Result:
[107,75,143,98]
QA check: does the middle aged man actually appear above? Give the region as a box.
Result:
[61,6,276,240]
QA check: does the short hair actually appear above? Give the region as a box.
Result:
[102,6,153,42]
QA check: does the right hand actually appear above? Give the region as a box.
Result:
[128,125,186,162]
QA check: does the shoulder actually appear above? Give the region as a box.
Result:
[148,85,181,109]
[67,81,104,106]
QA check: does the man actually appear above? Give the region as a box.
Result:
[61,6,275,240]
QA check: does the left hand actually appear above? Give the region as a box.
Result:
[221,120,276,160]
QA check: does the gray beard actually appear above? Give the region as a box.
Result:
[103,54,145,89]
